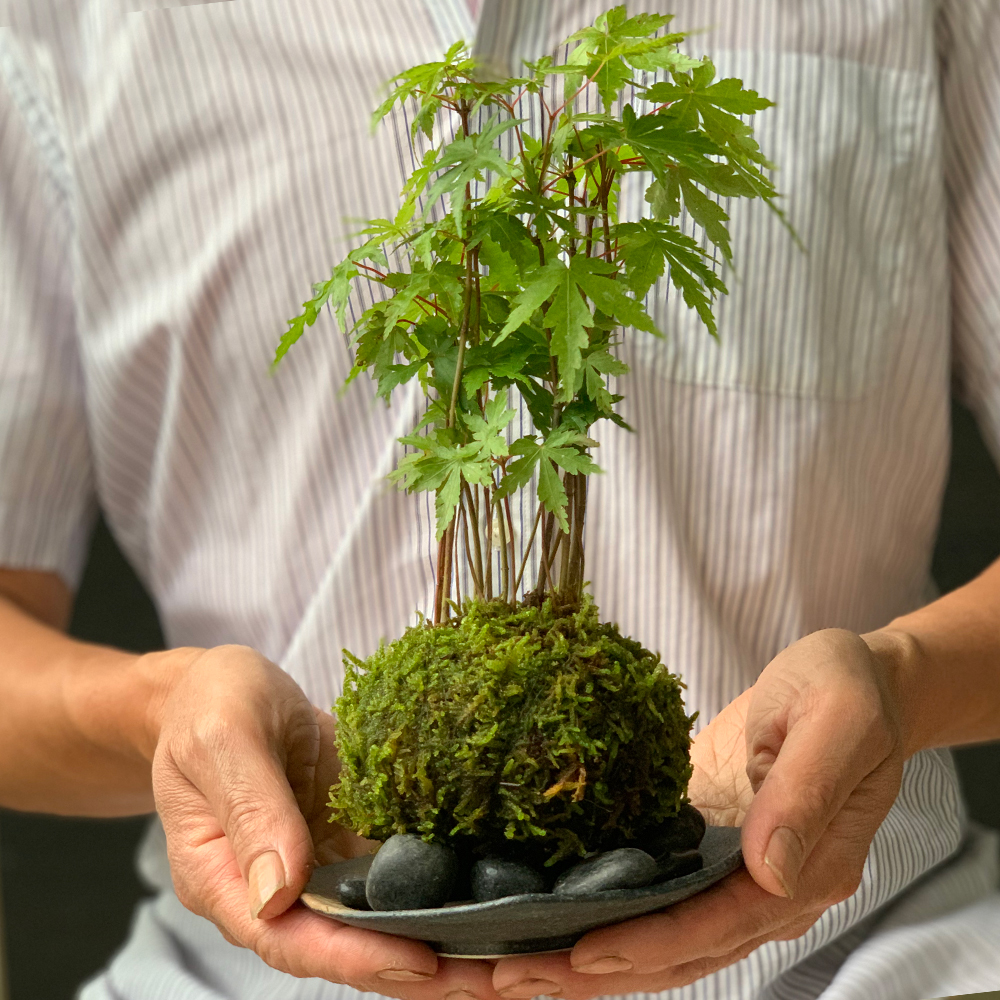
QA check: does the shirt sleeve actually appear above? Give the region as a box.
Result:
[0,31,96,588]
[939,1,1000,459]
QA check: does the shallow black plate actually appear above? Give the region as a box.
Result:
[301,825,743,958]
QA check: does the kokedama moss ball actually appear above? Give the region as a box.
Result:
[330,598,697,864]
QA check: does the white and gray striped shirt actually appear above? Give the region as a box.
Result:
[2,2,1000,998]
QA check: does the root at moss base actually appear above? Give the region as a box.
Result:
[330,597,697,865]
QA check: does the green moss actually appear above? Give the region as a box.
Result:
[330,598,696,864]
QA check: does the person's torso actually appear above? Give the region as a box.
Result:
[3,0,951,721]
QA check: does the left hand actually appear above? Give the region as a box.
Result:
[491,629,908,999]
[151,644,502,1000]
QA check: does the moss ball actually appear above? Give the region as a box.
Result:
[330,598,696,864]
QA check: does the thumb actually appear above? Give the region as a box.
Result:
[216,736,317,921]
[155,717,318,923]
[739,704,884,902]
[238,768,316,920]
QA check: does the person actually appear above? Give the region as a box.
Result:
[1,1,999,999]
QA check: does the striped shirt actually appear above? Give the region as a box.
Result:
[2,1,1000,998]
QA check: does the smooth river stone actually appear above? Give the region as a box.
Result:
[643,804,708,859]
[366,835,460,911]
[553,848,658,895]
[471,858,548,902]
[326,855,374,910]
[337,876,371,910]
[655,848,704,883]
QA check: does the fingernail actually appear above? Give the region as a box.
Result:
[377,969,435,982]
[572,956,633,974]
[446,991,481,1000]
[764,826,804,900]
[498,979,563,998]
[248,851,286,919]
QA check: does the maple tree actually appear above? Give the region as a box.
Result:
[277,7,779,624]
[273,6,784,863]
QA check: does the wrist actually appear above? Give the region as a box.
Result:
[131,646,206,762]
[860,625,928,759]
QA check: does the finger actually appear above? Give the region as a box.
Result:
[244,900,501,999]
[495,868,805,987]
[742,667,897,899]
[156,719,317,921]
[248,907,442,987]
[432,958,508,1000]
[495,915,816,1000]
[157,650,328,920]
[167,822,445,987]
[164,805,506,998]
[778,754,905,907]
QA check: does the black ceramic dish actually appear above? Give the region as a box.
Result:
[301,825,743,958]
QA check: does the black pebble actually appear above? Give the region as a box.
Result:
[471,858,548,902]
[336,875,371,910]
[643,804,707,859]
[553,848,658,895]
[366,834,460,911]
[655,848,703,883]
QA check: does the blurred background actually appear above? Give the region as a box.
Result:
[1,399,999,999]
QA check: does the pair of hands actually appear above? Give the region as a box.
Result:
[150,629,907,999]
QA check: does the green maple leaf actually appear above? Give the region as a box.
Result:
[563,6,697,110]
[617,219,727,336]
[273,243,388,369]
[462,328,548,397]
[371,323,415,396]
[477,237,520,292]
[583,347,629,414]
[470,212,538,294]
[496,427,602,531]
[465,395,516,459]
[545,263,594,401]
[391,434,493,539]
[646,62,775,135]
[679,180,732,263]
[373,40,470,139]
[497,262,564,344]
[537,458,570,533]
[500,257,659,400]
[425,116,522,234]
[570,256,659,337]
[619,104,717,185]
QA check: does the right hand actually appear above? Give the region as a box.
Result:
[148,643,502,999]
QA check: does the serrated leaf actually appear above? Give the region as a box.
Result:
[391,436,494,538]
[569,256,658,337]
[495,427,602,529]
[465,395,516,459]
[628,45,700,74]
[477,235,521,291]
[274,242,388,368]
[537,458,570,532]
[586,348,629,376]
[619,104,717,185]
[617,219,727,336]
[582,347,629,415]
[435,467,464,539]
[679,179,732,262]
[498,263,563,343]
[494,451,538,501]
[547,445,601,476]
[424,116,521,233]
[544,263,594,399]
[647,68,775,118]
[462,367,491,396]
